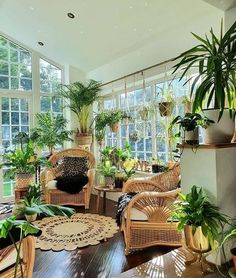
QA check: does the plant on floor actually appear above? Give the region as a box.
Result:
[30,112,73,155]
[18,183,75,222]
[172,185,228,248]
[173,21,236,120]
[59,80,102,140]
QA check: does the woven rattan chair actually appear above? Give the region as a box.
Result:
[121,164,181,255]
[41,148,95,209]
[0,236,36,278]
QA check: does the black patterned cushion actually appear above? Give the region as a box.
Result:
[62,156,88,177]
[56,174,88,194]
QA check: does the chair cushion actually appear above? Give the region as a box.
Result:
[62,156,89,176]
[55,174,88,194]
[47,180,57,189]
[124,208,148,221]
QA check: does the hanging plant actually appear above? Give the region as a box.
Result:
[157,85,175,117]
[129,130,140,142]
[138,106,149,121]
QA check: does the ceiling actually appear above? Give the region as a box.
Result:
[0,0,225,73]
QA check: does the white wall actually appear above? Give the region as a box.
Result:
[225,6,236,30]
[87,11,223,83]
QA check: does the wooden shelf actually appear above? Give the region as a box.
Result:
[178,142,236,149]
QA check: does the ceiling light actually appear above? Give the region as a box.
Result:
[67,12,75,19]
[38,41,44,46]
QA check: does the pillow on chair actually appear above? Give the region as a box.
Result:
[62,156,89,176]
[56,174,88,194]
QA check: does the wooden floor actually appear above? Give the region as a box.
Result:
[33,194,174,278]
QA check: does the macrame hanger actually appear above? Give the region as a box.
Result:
[112,82,115,111]
[142,71,146,104]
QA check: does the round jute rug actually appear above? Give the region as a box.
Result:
[34,213,119,251]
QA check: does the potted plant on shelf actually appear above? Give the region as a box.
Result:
[173,21,236,144]
[31,112,73,156]
[172,185,228,269]
[97,160,117,188]
[171,113,214,145]
[59,80,102,146]
[0,141,49,189]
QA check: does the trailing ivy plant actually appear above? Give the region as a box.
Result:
[172,185,228,247]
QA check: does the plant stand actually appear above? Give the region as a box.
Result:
[180,143,236,264]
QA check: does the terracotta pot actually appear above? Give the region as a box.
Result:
[110,123,119,133]
[25,213,37,222]
[184,225,210,253]
[76,133,93,146]
[231,248,236,273]
[158,102,173,117]
[16,173,34,189]
[201,109,235,144]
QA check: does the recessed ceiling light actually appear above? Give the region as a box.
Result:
[67,12,75,19]
[38,41,44,46]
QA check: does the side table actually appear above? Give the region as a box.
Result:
[15,187,28,202]
[94,186,122,213]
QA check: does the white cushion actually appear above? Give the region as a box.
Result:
[0,248,22,271]
[47,180,57,189]
[124,208,148,221]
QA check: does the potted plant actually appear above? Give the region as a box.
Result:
[157,85,175,117]
[107,110,125,132]
[94,111,109,145]
[0,141,49,189]
[171,113,214,145]
[97,160,117,188]
[31,112,73,155]
[122,158,137,179]
[59,80,102,146]
[173,21,236,144]
[19,185,75,222]
[172,186,228,258]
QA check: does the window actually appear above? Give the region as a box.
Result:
[0,36,32,91]
[40,58,62,115]
[100,75,190,162]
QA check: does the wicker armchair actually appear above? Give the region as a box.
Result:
[121,164,182,255]
[0,236,36,278]
[41,148,95,209]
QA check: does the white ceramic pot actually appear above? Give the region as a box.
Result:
[184,128,199,145]
[201,109,235,144]
[25,213,37,222]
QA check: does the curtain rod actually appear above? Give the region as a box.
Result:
[101,57,174,87]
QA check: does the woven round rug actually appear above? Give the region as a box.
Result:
[34,213,119,251]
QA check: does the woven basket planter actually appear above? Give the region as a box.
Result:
[76,133,93,146]
[16,173,34,189]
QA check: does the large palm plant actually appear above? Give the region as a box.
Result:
[59,80,102,134]
[173,21,236,120]
[31,112,73,154]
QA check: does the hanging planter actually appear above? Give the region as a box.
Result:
[110,122,119,133]
[129,130,140,142]
[158,101,173,117]
[138,107,149,121]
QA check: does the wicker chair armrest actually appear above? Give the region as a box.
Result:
[125,189,180,222]
[86,168,95,192]
[122,179,165,193]
[40,168,55,188]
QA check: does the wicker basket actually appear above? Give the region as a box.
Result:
[76,133,93,146]
[16,173,34,189]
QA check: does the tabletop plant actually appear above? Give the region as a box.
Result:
[173,21,236,120]
[172,185,228,248]
[59,80,102,138]
[30,112,73,155]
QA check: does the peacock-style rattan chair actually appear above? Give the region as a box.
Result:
[0,236,36,278]
[121,164,182,255]
[41,148,96,209]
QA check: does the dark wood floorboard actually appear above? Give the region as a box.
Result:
[33,194,174,278]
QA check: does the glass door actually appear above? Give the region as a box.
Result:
[0,97,30,203]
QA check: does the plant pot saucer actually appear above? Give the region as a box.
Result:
[229,267,236,278]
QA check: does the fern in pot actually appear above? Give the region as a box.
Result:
[59,80,102,146]
[173,21,236,144]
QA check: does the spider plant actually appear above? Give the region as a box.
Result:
[173,21,236,120]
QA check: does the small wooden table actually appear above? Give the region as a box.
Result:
[94,186,122,213]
